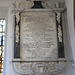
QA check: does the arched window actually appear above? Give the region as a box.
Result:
[0,20,6,75]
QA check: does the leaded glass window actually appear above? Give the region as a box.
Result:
[0,20,6,75]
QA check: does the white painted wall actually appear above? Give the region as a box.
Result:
[65,0,75,74]
[0,0,74,75]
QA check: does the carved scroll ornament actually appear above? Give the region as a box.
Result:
[14,61,65,75]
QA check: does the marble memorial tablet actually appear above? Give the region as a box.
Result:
[20,12,58,60]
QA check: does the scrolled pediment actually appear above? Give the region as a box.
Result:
[13,0,51,9]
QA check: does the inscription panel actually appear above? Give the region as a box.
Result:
[20,12,58,60]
